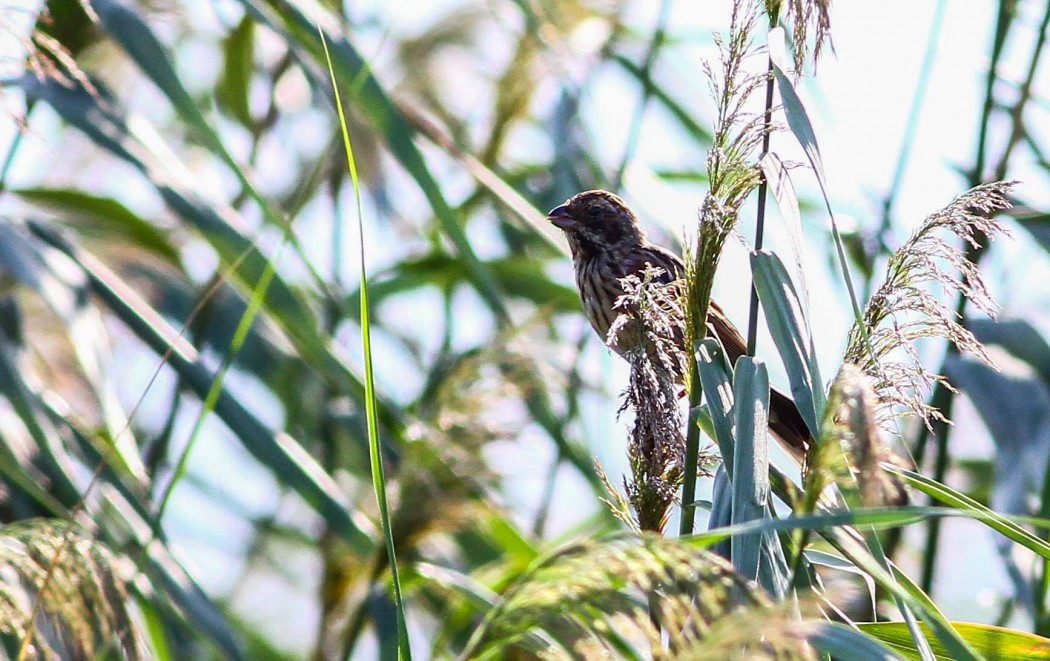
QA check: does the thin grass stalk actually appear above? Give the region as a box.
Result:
[154,244,283,523]
[744,11,777,357]
[680,365,705,536]
[316,123,351,658]
[319,25,411,659]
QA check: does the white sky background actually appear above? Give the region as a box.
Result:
[3,0,1050,651]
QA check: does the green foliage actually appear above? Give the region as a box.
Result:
[0,0,1048,658]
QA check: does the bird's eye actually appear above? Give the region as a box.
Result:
[587,205,600,217]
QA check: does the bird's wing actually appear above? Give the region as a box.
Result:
[624,244,685,284]
[632,245,813,461]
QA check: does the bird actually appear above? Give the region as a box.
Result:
[547,189,812,460]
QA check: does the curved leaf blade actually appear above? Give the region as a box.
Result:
[750,249,824,436]
[860,622,1050,661]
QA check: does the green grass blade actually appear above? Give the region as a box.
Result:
[828,531,977,661]
[13,187,180,264]
[859,622,1050,661]
[687,506,932,545]
[155,241,283,524]
[318,23,411,659]
[889,465,1050,559]
[750,250,825,434]
[693,504,978,659]
[808,622,903,660]
[767,27,869,345]
[731,357,785,596]
[695,337,736,475]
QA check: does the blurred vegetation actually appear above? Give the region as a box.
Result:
[0,0,1048,659]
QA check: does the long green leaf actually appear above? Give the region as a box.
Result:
[696,337,736,474]
[859,622,1050,661]
[687,505,1016,660]
[767,26,869,346]
[889,465,1050,559]
[750,249,824,435]
[320,23,411,659]
[13,187,179,263]
[731,357,786,596]
[808,622,903,660]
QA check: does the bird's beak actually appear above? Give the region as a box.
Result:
[547,204,576,231]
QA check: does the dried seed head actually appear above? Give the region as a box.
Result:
[844,181,1015,432]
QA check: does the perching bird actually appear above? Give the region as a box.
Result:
[548,189,812,460]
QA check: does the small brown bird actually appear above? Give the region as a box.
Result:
[548,189,812,460]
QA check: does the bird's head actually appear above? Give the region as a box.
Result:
[547,190,645,253]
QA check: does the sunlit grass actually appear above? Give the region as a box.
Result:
[318,19,411,660]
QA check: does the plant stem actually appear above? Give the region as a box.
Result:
[746,48,776,357]
[680,362,704,536]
